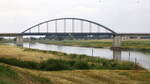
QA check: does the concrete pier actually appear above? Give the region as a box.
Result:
[16,35,23,46]
[112,36,122,60]
[137,36,141,39]
[113,36,121,47]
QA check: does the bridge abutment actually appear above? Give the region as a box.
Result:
[112,35,122,60]
[16,35,23,46]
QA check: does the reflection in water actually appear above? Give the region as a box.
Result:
[113,49,122,61]
[8,43,150,69]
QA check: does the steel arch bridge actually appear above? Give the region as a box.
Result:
[22,18,116,34]
[22,18,117,39]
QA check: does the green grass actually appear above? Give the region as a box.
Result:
[0,65,52,84]
[26,73,52,84]
[0,64,149,84]
[122,40,150,52]
[0,48,143,71]
[118,72,130,77]
[0,39,14,43]
[0,65,18,84]
[2,45,142,71]
[0,44,149,84]
[25,48,144,70]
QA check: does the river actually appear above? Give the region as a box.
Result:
[8,43,150,69]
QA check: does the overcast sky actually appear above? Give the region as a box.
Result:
[0,0,150,33]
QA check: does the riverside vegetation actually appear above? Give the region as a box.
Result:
[0,65,52,84]
[0,44,143,71]
[0,44,150,84]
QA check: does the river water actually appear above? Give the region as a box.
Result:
[8,43,150,69]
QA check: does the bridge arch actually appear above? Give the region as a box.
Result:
[22,18,117,35]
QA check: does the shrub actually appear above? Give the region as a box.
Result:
[0,58,40,70]
[0,57,142,71]
[73,61,90,69]
[40,59,72,71]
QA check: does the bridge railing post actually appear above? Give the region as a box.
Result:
[16,35,23,47]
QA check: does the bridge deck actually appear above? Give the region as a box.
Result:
[118,33,150,36]
[0,33,22,36]
[0,33,150,37]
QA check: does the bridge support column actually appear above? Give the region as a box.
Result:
[16,35,23,46]
[137,36,141,39]
[112,35,122,60]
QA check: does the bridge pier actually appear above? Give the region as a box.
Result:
[137,36,141,39]
[112,35,122,60]
[16,35,23,46]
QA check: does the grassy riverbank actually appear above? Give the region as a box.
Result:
[0,39,14,43]
[0,63,150,84]
[0,65,52,84]
[0,44,149,84]
[0,45,142,70]
[34,39,150,52]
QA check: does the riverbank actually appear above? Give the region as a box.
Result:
[0,44,150,84]
[34,40,150,52]
[0,63,150,84]
[0,45,142,70]
[0,39,14,43]
[0,64,52,84]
